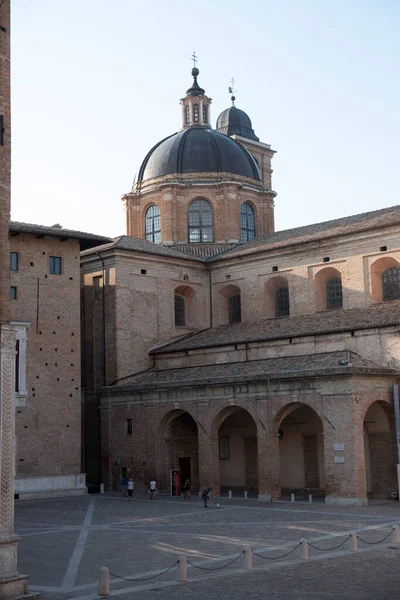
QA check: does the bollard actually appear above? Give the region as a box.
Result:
[300,539,308,560]
[308,494,312,503]
[177,556,187,583]
[100,483,105,494]
[228,490,232,499]
[349,532,358,552]
[99,567,109,597]
[244,491,248,500]
[392,525,400,545]
[199,491,202,498]
[243,547,252,570]
[291,493,295,503]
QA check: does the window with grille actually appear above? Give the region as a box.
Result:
[326,277,343,309]
[229,293,241,323]
[240,203,256,242]
[174,294,185,326]
[194,103,199,122]
[275,286,289,317]
[49,256,62,275]
[188,199,213,243]
[203,104,207,123]
[145,205,161,243]
[10,252,18,271]
[382,267,400,301]
[185,105,190,124]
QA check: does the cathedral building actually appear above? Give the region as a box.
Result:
[81,66,399,505]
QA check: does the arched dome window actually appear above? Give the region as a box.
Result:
[326,276,343,309]
[240,202,256,242]
[203,104,207,123]
[145,205,161,244]
[229,293,241,324]
[275,286,289,317]
[188,199,214,243]
[194,103,199,122]
[382,267,400,301]
[174,294,185,326]
[185,105,190,124]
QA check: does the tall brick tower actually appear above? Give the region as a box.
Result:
[0,2,34,598]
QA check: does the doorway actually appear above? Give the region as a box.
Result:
[179,457,191,484]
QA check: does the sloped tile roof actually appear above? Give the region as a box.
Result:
[171,243,238,259]
[9,221,111,250]
[80,235,202,261]
[117,351,396,390]
[151,300,400,354]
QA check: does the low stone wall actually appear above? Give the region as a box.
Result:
[15,473,87,499]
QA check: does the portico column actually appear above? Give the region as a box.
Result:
[257,432,280,501]
[0,324,31,598]
[198,429,219,495]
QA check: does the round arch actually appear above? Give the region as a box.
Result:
[370,256,400,301]
[264,276,290,318]
[314,267,343,311]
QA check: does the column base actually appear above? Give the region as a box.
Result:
[0,574,39,600]
[258,493,272,502]
[325,496,368,506]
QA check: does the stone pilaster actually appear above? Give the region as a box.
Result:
[257,433,280,501]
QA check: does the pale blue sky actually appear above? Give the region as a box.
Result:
[10,0,400,237]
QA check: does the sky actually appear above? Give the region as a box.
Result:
[10,0,400,238]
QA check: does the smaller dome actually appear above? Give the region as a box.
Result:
[216,106,259,142]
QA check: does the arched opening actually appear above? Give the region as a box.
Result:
[277,403,325,498]
[185,105,190,124]
[203,104,207,123]
[215,407,258,495]
[145,205,161,243]
[218,285,241,324]
[157,410,199,494]
[370,256,400,302]
[193,103,199,122]
[174,285,196,328]
[264,276,290,318]
[315,267,343,310]
[363,401,396,498]
[188,198,214,243]
[240,202,256,242]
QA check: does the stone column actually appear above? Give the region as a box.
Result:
[257,432,280,501]
[0,324,32,598]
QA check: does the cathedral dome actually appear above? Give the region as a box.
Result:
[216,106,259,142]
[136,127,261,184]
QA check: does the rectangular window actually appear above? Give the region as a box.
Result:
[10,286,17,300]
[219,436,230,460]
[10,252,19,271]
[15,340,20,393]
[126,419,133,435]
[49,256,62,275]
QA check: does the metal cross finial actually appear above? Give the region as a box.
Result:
[191,51,198,68]
[228,76,237,95]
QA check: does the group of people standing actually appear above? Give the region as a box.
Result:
[121,476,134,498]
[121,475,210,507]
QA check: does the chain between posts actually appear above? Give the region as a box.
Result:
[108,560,178,583]
[357,530,393,545]
[252,542,301,560]
[186,551,244,571]
[308,535,351,552]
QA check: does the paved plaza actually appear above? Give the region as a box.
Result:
[15,493,400,599]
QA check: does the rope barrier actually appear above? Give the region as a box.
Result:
[252,542,301,560]
[357,530,392,545]
[308,535,351,552]
[108,560,178,583]
[186,552,244,571]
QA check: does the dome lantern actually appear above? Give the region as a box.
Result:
[180,53,212,129]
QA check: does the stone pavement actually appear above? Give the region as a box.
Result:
[14,493,400,599]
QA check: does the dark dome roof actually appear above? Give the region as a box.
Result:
[216,106,259,141]
[137,127,261,184]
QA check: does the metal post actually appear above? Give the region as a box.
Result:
[244,490,248,500]
[177,556,187,583]
[308,494,312,503]
[99,567,109,596]
[228,490,232,499]
[393,385,400,501]
[100,483,105,494]
[291,493,295,503]
[349,532,358,552]
[300,539,308,560]
[392,525,400,545]
[243,547,252,570]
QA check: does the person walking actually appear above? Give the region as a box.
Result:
[183,478,191,500]
[149,479,157,500]
[202,486,211,508]
[121,474,128,498]
[127,478,134,499]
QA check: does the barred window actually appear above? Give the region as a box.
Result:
[229,293,241,323]
[382,267,400,301]
[145,205,161,244]
[185,105,190,124]
[188,199,213,243]
[326,277,343,309]
[240,202,255,242]
[203,104,207,123]
[194,103,199,122]
[275,286,289,317]
[174,294,185,326]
